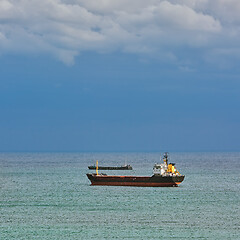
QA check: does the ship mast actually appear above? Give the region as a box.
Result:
[163,152,168,165]
[96,160,99,175]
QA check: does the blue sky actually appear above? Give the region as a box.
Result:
[0,0,240,151]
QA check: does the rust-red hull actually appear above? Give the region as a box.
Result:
[86,174,184,187]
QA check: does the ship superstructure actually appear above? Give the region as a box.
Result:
[153,152,181,177]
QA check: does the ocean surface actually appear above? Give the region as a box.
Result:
[0,152,239,239]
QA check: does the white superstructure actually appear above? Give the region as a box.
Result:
[153,153,181,176]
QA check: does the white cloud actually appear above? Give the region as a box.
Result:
[0,0,239,65]
[156,2,221,32]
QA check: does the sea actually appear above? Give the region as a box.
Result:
[0,152,239,240]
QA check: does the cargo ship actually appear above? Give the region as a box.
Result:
[86,153,185,187]
[88,164,132,170]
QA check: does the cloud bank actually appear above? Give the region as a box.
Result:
[0,0,239,65]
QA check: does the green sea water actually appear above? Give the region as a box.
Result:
[0,152,239,239]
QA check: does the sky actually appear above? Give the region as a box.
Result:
[0,0,240,152]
